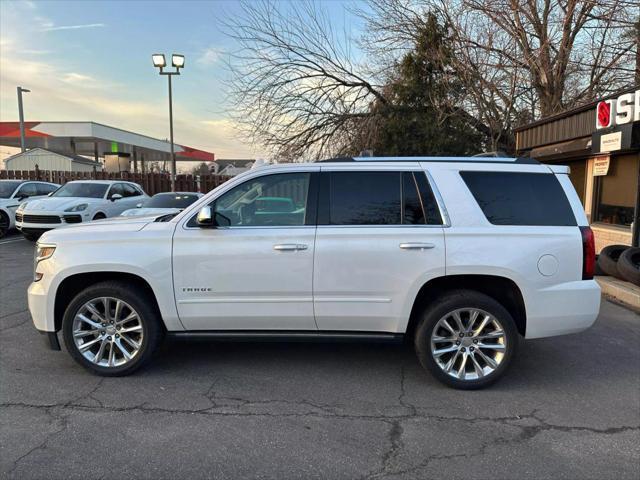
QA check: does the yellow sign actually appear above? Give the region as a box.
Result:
[593,155,610,176]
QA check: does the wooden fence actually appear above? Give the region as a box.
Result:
[0,169,231,196]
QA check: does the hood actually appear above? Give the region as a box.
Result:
[22,196,101,212]
[0,198,21,208]
[121,207,180,217]
[39,215,161,244]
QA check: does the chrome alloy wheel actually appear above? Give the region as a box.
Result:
[72,297,144,367]
[430,308,506,381]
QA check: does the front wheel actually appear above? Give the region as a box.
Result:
[0,211,9,238]
[22,231,41,242]
[62,281,163,376]
[414,290,519,390]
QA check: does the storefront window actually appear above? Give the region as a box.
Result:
[565,159,587,205]
[593,154,639,227]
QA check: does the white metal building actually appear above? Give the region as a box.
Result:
[3,148,102,172]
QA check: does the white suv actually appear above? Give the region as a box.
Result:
[28,157,600,389]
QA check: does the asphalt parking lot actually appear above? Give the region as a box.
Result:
[1,232,639,480]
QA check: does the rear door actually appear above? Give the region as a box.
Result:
[313,165,446,333]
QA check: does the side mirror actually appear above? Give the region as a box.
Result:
[47,192,53,196]
[196,206,215,227]
[136,203,142,208]
[16,194,28,201]
[111,193,123,202]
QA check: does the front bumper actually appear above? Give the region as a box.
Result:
[16,211,86,232]
[28,278,61,350]
[28,279,51,332]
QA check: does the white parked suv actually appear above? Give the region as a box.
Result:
[0,180,60,238]
[16,180,148,240]
[28,157,600,389]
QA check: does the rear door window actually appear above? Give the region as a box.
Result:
[460,171,576,226]
[402,172,442,225]
[319,171,442,225]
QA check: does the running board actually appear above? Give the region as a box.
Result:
[167,331,404,343]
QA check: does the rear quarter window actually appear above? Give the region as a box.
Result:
[460,171,577,226]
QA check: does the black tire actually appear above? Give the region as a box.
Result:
[62,281,163,376]
[22,231,41,242]
[0,211,9,239]
[414,290,519,390]
[92,212,106,220]
[597,244,629,278]
[617,247,640,286]
[594,256,606,276]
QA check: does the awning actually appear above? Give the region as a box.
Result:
[0,121,215,162]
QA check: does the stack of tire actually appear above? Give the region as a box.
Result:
[597,245,640,286]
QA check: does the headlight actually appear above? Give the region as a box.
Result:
[17,202,28,211]
[64,203,88,212]
[34,243,56,282]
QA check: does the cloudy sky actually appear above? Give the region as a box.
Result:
[0,0,360,162]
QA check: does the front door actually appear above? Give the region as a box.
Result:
[173,168,319,330]
[313,167,446,333]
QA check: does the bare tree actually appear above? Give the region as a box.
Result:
[225,0,637,158]
[362,0,638,149]
[224,0,386,160]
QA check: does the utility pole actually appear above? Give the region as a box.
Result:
[17,87,30,153]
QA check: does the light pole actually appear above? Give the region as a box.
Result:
[152,53,185,192]
[17,86,30,153]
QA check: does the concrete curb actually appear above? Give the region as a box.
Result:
[596,276,640,312]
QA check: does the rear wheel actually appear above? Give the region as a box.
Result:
[415,290,519,389]
[62,281,163,376]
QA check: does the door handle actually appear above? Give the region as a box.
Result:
[273,244,308,251]
[399,242,435,250]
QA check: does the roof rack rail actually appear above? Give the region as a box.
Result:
[471,151,509,157]
[317,156,539,164]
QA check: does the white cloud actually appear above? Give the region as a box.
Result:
[196,47,223,67]
[62,72,95,84]
[42,23,105,32]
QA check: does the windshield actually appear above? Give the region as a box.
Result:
[52,183,108,199]
[0,181,21,198]
[143,193,200,209]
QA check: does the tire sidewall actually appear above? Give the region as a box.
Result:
[62,283,160,376]
[415,290,519,390]
[0,211,9,238]
[598,244,629,278]
[617,247,640,286]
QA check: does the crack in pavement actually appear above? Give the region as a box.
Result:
[0,317,29,333]
[4,377,106,476]
[2,400,637,433]
[0,308,28,321]
[3,400,636,478]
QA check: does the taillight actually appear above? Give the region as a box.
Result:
[580,226,595,280]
